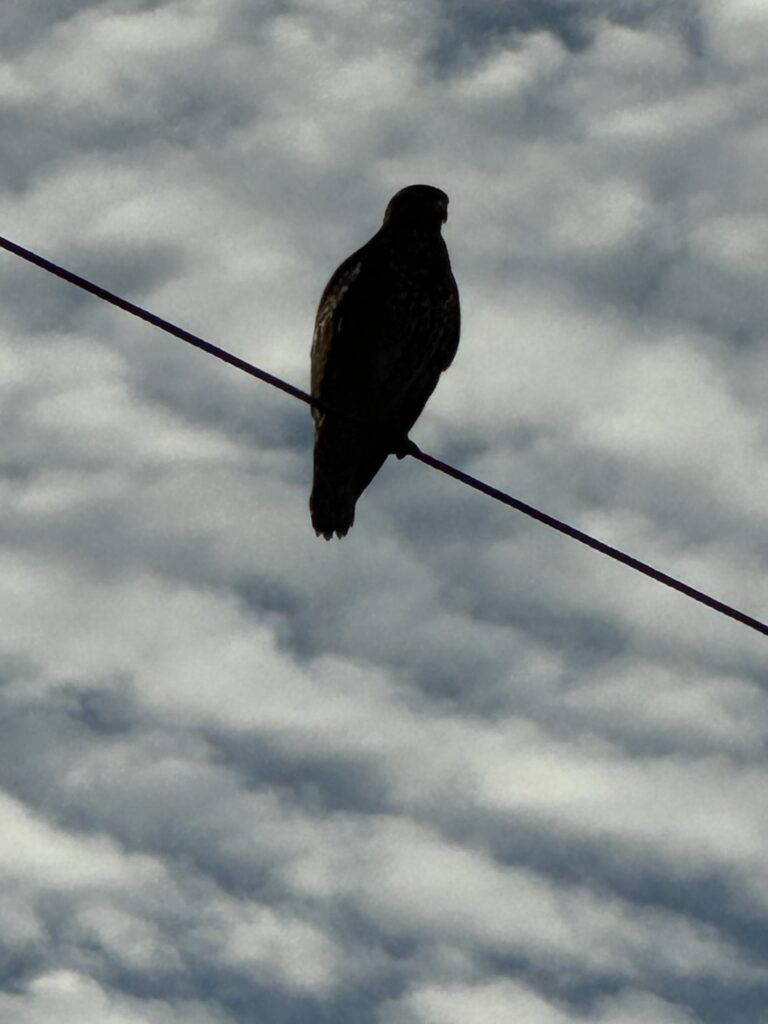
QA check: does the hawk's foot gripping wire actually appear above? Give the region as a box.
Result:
[393,436,422,460]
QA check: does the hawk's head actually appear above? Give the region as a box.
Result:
[383,184,449,232]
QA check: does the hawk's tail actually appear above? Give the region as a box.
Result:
[310,475,356,540]
[310,422,387,539]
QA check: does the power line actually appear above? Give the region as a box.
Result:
[410,448,767,636]
[0,236,314,408]
[1,233,766,639]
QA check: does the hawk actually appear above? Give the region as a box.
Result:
[310,184,460,539]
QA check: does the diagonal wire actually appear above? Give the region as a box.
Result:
[1,233,766,638]
[0,236,315,407]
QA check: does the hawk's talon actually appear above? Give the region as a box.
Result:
[393,437,421,459]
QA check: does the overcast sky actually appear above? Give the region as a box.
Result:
[2,1,768,1022]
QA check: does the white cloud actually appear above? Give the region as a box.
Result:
[0,791,160,890]
[0,970,229,1024]
[190,899,347,997]
[381,980,697,1024]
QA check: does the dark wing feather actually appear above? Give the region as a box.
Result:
[310,235,389,429]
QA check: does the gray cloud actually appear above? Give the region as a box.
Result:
[430,0,706,70]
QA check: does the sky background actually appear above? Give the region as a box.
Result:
[2,1,768,1022]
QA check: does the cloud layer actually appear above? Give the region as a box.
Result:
[2,1,767,1021]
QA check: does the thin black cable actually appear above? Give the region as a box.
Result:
[2,233,766,638]
[0,235,316,408]
[410,449,767,636]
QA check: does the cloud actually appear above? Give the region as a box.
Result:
[2,1,768,1022]
[381,980,697,1024]
[0,970,230,1024]
[430,0,705,70]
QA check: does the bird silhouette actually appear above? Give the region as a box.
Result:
[310,184,460,539]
